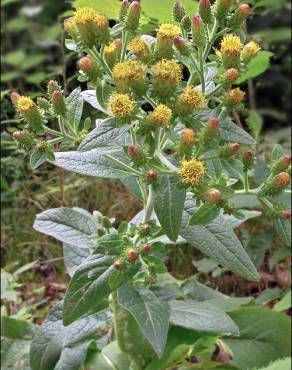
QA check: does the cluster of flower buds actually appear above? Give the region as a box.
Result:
[128,144,146,166]
[12,129,35,149]
[219,142,241,159]
[242,150,255,171]
[260,172,291,197]
[113,241,151,271]
[198,117,220,146]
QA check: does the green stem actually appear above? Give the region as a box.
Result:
[203,19,218,60]
[244,170,249,193]
[121,30,129,61]
[155,151,179,172]
[105,154,142,176]
[143,95,158,108]
[189,54,201,86]
[143,185,154,222]
[198,47,205,94]
[43,126,63,137]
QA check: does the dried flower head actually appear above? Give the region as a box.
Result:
[180,158,206,186]
[227,87,245,105]
[224,68,239,83]
[109,92,135,118]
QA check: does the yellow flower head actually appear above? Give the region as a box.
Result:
[244,41,261,55]
[128,37,149,58]
[113,60,146,82]
[64,17,77,35]
[104,42,118,57]
[109,92,135,118]
[153,59,182,83]
[74,7,108,29]
[227,88,245,105]
[16,96,35,113]
[157,23,181,41]
[179,86,205,110]
[180,159,206,186]
[220,34,243,57]
[149,104,172,126]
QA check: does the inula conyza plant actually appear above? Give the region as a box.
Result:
[10,1,291,369]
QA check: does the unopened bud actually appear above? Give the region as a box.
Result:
[229,4,250,29]
[224,68,239,83]
[209,117,220,130]
[192,15,206,48]
[174,36,190,56]
[13,130,34,148]
[142,243,151,253]
[52,91,67,117]
[242,150,255,170]
[119,0,129,21]
[172,0,186,22]
[205,188,222,204]
[275,172,291,188]
[128,144,146,166]
[125,1,141,31]
[280,209,291,220]
[214,0,233,24]
[181,15,191,32]
[34,140,48,152]
[199,0,212,24]
[99,216,112,229]
[47,80,61,96]
[79,54,100,80]
[180,128,196,146]
[114,260,124,270]
[219,142,240,158]
[260,172,291,196]
[126,248,139,262]
[199,117,220,145]
[272,155,292,174]
[146,169,158,183]
[37,97,50,111]
[140,223,151,235]
[10,91,20,104]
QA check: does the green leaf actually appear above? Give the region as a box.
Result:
[1,338,31,368]
[82,89,110,114]
[117,282,170,357]
[53,149,136,179]
[236,51,273,84]
[30,149,47,169]
[223,307,291,370]
[273,290,291,312]
[189,203,220,225]
[222,210,262,229]
[63,243,90,277]
[275,218,291,246]
[30,301,111,370]
[169,300,239,336]
[222,159,244,182]
[257,357,292,370]
[246,231,273,268]
[73,0,121,19]
[1,316,38,339]
[63,255,115,325]
[3,51,26,66]
[219,118,256,144]
[272,144,285,161]
[78,118,130,151]
[66,87,84,130]
[269,247,291,271]
[154,174,186,242]
[247,110,263,139]
[33,208,97,248]
[255,288,282,305]
[179,198,259,281]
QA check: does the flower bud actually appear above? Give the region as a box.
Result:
[140,224,151,235]
[199,117,219,145]
[260,172,291,196]
[146,169,158,183]
[34,140,48,152]
[74,7,109,48]
[114,260,124,270]
[280,209,291,220]
[204,188,222,204]
[104,39,122,68]
[229,4,250,29]
[126,248,139,262]
[180,128,196,146]
[176,86,205,115]
[214,0,233,24]
[152,59,182,98]
[79,54,100,80]
[13,130,34,148]
[199,0,212,24]
[242,150,255,170]
[191,15,206,48]
[241,41,261,64]
[52,91,67,117]
[274,172,291,188]
[224,68,239,83]
[128,37,150,62]
[128,144,146,166]
[119,0,129,21]
[172,0,186,22]
[219,142,240,158]
[272,155,292,174]
[37,97,50,111]
[141,243,151,253]
[10,91,20,104]
[156,23,181,59]
[227,87,245,105]
[125,1,141,31]
[99,216,112,228]
[181,15,191,32]
[220,34,243,69]
[16,96,44,135]
[209,117,220,131]
[47,80,61,96]
[174,36,190,56]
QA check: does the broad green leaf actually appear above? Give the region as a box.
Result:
[189,203,220,225]
[63,243,90,277]
[82,89,110,114]
[273,290,291,312]
[222,210,261,229]
[53,149,136,179]
[63,255,115,325]
[117,282,170,357]
[169,300,239,336]
[1,316,38,339]
[257,357,292,370]
[247,110,263,139]
[236,51,273,84]
[73,0,121,19]
[30,301,111,370]
[33,208,97,248]
[246,231,273,268]
[275,218,291,246]
[95,233,127,255]
[3,51,26,66]
[66,87,84,130]
[78,118,130,151]
[222,159,244,182]
[219,118,256,144]
[179,198,259,281]
[223,307,291,370]
[255,288,282,305]
[269,247,291,271]
[30,149,47,169]
[1,338,31,368]
[271,144,286,161]
[154,174,186,241]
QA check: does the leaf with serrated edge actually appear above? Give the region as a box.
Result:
[179,198,259,281]
[117,282,170,357]
[169,300,239,335]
